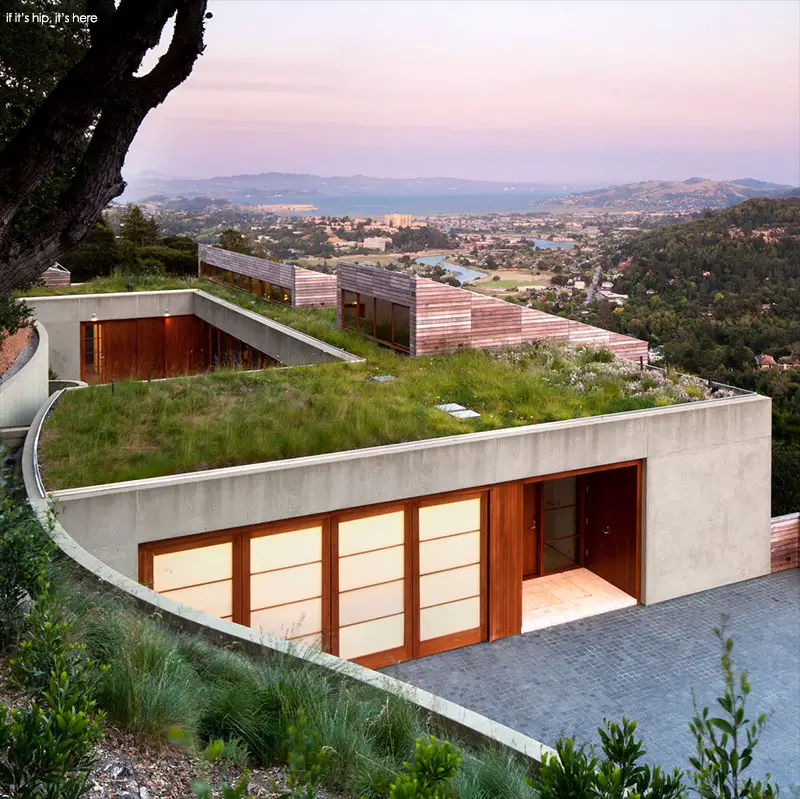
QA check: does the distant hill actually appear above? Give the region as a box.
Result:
[121,171,589,204]
[539,177,794,213]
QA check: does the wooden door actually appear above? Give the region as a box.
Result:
[522,483,539,577]
[135,318,166,380]
[100,319,139,382]
[584,465,639,598]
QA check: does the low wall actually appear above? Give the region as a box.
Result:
[25,290,360,380]
[771,513,799,572]
[21,394,553,766]
[45,392,773,606]
[0,322,49,428]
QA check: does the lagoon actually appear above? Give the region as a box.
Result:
[416,255,486,284]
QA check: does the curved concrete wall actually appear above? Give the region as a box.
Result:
[22,394,553,766]
[47,392,773,606]
[0,322,49,428]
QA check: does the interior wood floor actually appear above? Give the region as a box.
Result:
[521,568,637,633]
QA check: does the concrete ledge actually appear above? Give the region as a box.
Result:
[22,393,554,766]
[0,425,29,449]
[0,322,49,428]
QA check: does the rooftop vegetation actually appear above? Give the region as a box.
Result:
[27,276,733,490]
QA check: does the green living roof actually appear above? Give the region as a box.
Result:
[28,276,730,490]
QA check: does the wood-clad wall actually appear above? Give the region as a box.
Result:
[770,513,799,572]
[293,267,338,308]
[488,482,523,641]
[408,274,649,361]
[413,279,471,355]
[198,244,337,308]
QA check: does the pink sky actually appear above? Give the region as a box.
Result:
[125,0,800,185]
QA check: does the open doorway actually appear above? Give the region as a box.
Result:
[520,464,640,632]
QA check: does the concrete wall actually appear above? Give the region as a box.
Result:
[25,290,360,379]
[21,394,553,767]
[0,323,49,428]
[46,393,772,606]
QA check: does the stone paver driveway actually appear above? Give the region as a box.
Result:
[384,570,800,789]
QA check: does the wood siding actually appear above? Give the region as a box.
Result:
[199,245,337,308]
[42,265,71,287]
[336,264,648,359]
[488,482,523,641]
[771,513,799,572]
[413,279,471,355]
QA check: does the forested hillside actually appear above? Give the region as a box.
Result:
[607,199,800,514]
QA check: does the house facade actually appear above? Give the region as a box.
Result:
[336,262,649,360]
[198,244,337,308]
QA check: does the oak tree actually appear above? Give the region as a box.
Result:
[0,0,211,295]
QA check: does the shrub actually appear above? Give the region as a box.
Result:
[688,629,779,798]
[285,708,328,799]
[10,577,105,701]
[528,719,686,799]
[390,736,461,798]
[0,487,53,651]
[0,689,102,799]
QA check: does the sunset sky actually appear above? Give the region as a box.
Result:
[125,0,800,185]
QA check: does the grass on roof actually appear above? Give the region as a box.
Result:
[32,276,709,490]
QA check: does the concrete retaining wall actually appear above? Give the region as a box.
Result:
[25,290,360,379]
[22,394,554,766]
[47,392,773,606]
[0,322,49,428]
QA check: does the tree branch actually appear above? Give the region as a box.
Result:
[0,0,209,294]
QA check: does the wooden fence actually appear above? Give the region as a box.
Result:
[770,512,799,572]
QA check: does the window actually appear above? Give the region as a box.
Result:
[337,510,406,661]
[360,294,375,336]
[375,298,393,343]
[270,283,282,303]
[542,477,580,573]
[393,304,410,350]
[342,291,358,329]
[418,498,482,645]
[84,323,95,366]
[83,322,102,374]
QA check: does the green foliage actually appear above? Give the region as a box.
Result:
[528,719,686,799]
[285,709,328,799]
[0,685,102,799]
[689,629,779,798]
[168,729,254,799]
[119,205,161,247]
[390,735,461,799]
[772,441,800,517]
[0,294,32,348]
[218,229,254,254]
[58,218,122,282]
[0,482,53,651]
[10,577,106,701]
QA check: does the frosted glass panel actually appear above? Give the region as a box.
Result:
[250,527,321,573]
[419,499,480,541]
[339,614,405,660]
[250,598,321,639]
[162,579,232,618]
[291,633,323,649]
[153,542,232,592]
[339,579,404,627]
[419,564,480,609]
[250,562,321,611]
[420,596,481,641]
[339,545,404,592]
[338,511,404,556]
[419,531,480,575]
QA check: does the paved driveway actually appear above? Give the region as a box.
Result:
[384,570,800,789]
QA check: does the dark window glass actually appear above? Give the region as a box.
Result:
[342,291,358,329]
[229,336,241,366]
[84,324,94,365]
[282,287,292,305]
[542,476,579,574]
[375,298,393,343]
[252,279,263,297]
[393,304,410,349]
[270,283,282,302]
[360,293,375,336]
